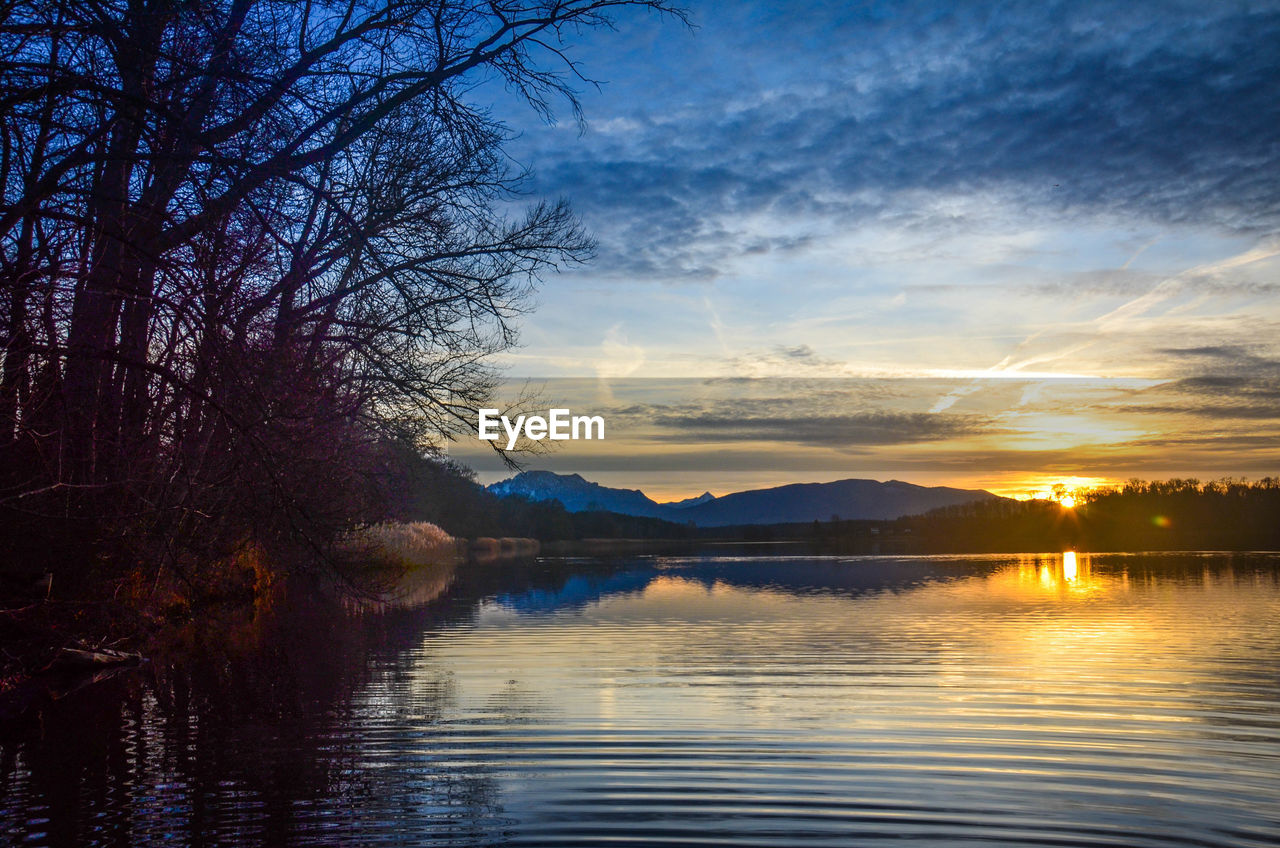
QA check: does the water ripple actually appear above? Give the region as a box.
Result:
[3,553,1280,846]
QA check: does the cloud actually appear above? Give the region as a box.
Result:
[1159,344,1280,371]
[1150,345,1280,403]
[1090,343,1280,423]
[647,409,994,447]
[778,344,815,359]
[719,344,847,376]
[514,0,1280,280]
[450,374,1280,481]
[595,324,646,378]
[1111,403,1280,420]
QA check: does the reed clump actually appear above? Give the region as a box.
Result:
[354,521,464,569]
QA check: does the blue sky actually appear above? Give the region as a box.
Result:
[451,0,1280,499]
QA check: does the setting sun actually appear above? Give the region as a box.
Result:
[1026,487,1081,507]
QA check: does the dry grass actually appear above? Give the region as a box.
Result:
[353,521,463,569]
[338,522,463,610]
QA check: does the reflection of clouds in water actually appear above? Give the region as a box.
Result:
[420,552,1280,848]
[11,554,1275,846]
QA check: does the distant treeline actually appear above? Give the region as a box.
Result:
[810,478,1280,553]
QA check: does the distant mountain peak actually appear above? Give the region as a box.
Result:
[487,470,667,518]
[663,491,717,509]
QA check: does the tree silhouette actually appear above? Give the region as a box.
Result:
[0,0,685,583]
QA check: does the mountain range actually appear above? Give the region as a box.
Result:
[487,471,1000,527]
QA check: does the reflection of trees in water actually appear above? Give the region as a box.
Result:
[8,553,1276,845]
[483,552,1280,616]
[0,582,506,846]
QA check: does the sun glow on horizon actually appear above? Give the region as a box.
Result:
[1022,488,1080,507]
[1000,475,1113,504]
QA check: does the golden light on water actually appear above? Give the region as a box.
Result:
[1024,551,1095,593]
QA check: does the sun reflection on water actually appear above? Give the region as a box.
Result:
[1021,550,1097,593]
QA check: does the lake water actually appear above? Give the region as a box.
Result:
[3,551,1280,847]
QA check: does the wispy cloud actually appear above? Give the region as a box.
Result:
[518,0,1280,279]
[456,2,1280,493]
[648,409,995,447]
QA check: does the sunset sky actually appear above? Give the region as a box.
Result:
[452,0,1280,500]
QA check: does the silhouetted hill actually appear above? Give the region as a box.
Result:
[487,472,999,526]
[676,478,999,526]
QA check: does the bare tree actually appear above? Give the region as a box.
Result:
[0,0,686,581]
